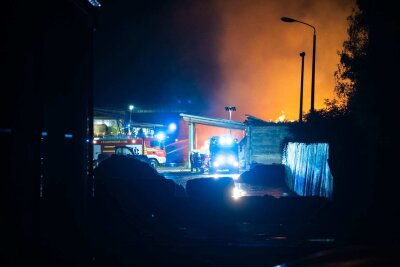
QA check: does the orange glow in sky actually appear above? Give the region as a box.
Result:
[209,0,355,122]
[175,0,355,148]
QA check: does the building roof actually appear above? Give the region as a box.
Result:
[180,113,246,130]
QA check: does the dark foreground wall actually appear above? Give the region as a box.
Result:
[1,1,96,264]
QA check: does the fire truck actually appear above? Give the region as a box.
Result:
[208,135,240,174]
[93,136,166,169]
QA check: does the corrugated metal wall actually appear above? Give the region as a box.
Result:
[245,125,294,168]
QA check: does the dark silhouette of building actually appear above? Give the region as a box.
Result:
[1,1,98,265]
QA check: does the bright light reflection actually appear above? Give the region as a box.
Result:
[168,123,177,132]
[156,132,166,141]
[232,187,246,200]
[219,136,233,145]
[231,174,240,180]
[88,0,101,7]
[219,136,226,145]
[217,155,225,163]
[225,137,233,145]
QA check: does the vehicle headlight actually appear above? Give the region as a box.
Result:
[217,155,225,163]
[225,137,233,145]
[219,137,226,145]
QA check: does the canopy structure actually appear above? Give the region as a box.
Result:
[180,113,246,167]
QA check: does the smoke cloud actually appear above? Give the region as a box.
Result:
[212,0,355,121]
[173,0,355,148]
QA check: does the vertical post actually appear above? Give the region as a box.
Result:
[311,32,316,113]
[225,106,236,136]
[280,17,316,115]
[193,123,196,151]
[142,136,145,156]
[299,52,305,122]
[128,105,134,135]
[88,9,97,198]
[229,111,232,136]
[246,126,252,170]
[128,111,131,135]
[188,121,194,169]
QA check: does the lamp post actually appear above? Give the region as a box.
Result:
[129,105,134,122]
[128,105,134,135]
[299,52,305,122]
[281,17,316,114]
[225,106,236,136]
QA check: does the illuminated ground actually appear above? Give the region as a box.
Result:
[159,167,294,199]
[156,166,336,266]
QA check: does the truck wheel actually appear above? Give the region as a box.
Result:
[149,159,158,169]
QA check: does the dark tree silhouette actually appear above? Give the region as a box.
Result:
[297,0,400,244]
[334,6,368,110]
[329,0,400,243]
[335,0,399,123]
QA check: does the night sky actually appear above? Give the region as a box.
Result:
[94,0,355,121]
[94,0,221,113]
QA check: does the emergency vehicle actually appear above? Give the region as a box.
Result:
[208,135,240,174]
[93,136,166,168]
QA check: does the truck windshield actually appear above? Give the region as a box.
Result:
[115,146,133,156]
[150,140,164,150]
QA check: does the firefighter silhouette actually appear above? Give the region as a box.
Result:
[190,150,205,173]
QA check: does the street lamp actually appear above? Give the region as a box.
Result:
[128,105,134,135]
[129,105,134,121]
[281,17,316,114]
[299,52,305,122]
[225,106,236,136]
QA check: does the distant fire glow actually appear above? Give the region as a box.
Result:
[209,0,355,121]
[195,125,244,153]
[276,111,286,123]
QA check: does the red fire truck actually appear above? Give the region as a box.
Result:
[93,136,166,168]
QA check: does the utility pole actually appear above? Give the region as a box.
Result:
[225,106,236,136]
[299,52,305,122]
[281,17,317,114]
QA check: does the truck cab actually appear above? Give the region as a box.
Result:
[93,136,166,169]
[208,136,240,174]
[115,146,153,166]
